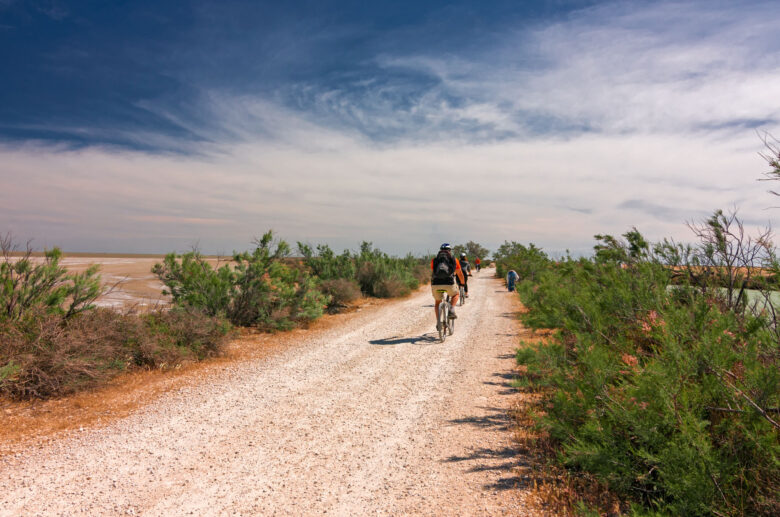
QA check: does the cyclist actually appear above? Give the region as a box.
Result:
[431,243,465,324]
[506,269,519,292]
[475,257,481,272]
[457,252,473,298]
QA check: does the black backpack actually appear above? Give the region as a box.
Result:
[432,252,453,280]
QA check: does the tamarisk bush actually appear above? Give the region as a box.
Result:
[0,234,103,322]
[0,235,230,399]
[298,241,429,306]
[512,213,779,516]
[154,231,327,330]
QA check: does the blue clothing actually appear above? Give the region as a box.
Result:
[506,270,519,292]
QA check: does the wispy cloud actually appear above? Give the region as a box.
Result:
[1,1,779,255]
[326,0,780,143]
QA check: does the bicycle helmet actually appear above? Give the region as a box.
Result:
[440,243,452,251]
[460,252,467,259]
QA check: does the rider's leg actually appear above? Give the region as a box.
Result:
[450,293,459,317]
[432,285,443,320]
[450,286,459,314]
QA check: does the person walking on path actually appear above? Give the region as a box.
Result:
[506,269,519,292]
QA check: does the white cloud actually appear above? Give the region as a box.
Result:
[1,119,774,255]
[366,0,780,138]
[2,0,780,255]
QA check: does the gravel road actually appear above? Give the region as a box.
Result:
[1,272,531,516]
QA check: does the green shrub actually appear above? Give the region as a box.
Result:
[154,231,328,330]
[493,240,551,282]
[514,227,780,516]
[299,240,428,299]
[0,237,103,322]
[297,243,356,281]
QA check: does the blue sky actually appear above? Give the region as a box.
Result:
[1,0,779,255]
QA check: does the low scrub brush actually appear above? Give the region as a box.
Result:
[319,278,361,312]
[0,308,231,400]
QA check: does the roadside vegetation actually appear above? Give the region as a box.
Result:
[298,240,430,310]
[499,211,779,516]
[154,232,430,321]
[1,230,432,400]
[0,236,230,399]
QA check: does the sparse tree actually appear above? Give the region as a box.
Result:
[759,131,780,195]
[686,209,774,312]
[453,241,490,260]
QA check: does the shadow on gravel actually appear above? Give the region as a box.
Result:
[484,475,531,491]
[443,444,531,491]
[485,371,519,395]
[447,406,511,431]
[369,334,439,346]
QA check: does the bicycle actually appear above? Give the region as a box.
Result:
[435,289,455,342]
[458,284,466,306]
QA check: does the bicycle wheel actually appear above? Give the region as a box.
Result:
[438,300,447,342]
[448,303,455,335]
[459,286,465,306]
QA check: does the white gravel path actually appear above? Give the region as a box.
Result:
[1,273,531,516]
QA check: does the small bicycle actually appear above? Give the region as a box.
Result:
[435,289,455,342]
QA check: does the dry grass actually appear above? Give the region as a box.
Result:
[0,308,230,400]
[375,277,410,298]
[320,278,362,313]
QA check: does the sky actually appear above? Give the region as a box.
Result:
[1,0,780,256]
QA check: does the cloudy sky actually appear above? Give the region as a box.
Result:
[1,0,779,256]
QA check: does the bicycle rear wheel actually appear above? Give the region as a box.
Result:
[438,300,448,342]
[448,303,455,335]
[459,286,465,305]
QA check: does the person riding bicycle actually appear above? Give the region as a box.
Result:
[457,252,472,298]
[431,243,465,322]
[475,257,482,272]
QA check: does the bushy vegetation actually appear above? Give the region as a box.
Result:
[510,213,779,516]
[1,236,103,322]
[0,307,230,399]
[298,240,429,304]
[0,236,230,399]
[493,240,549,282]
[153,234,429,322]
[153,231,328,330]
[0,230,430,399]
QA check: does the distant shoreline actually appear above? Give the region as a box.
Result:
[7,251,224,259]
